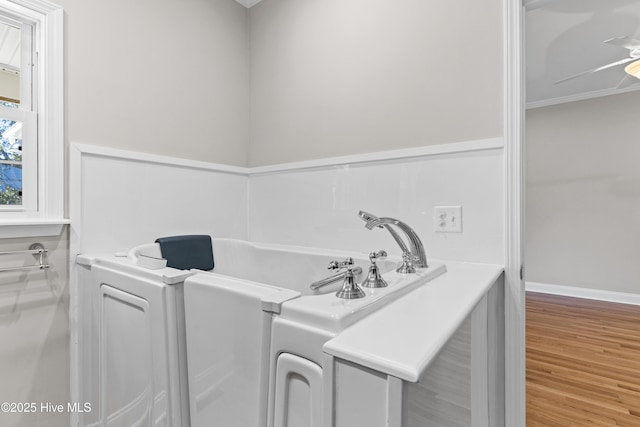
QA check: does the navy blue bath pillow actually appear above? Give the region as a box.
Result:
[155,235,214,271]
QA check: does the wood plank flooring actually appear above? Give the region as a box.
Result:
[526,292,640,426]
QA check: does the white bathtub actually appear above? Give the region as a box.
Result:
[149,238,447,427]
[132,237,399,295]
[209,238,447,331]
[132,237,444,311]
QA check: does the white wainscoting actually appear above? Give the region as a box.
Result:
[248,139,505,265]
[70,139,503,263]
[68,139,505,421]
[69,144,250,257]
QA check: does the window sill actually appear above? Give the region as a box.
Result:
[0,219,70,238]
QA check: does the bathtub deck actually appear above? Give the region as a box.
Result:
[526,292,640,426]
[323,262,503,382]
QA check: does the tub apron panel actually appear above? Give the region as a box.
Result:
[183,274,298,427]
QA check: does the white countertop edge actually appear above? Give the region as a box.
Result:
[323,261,504,382]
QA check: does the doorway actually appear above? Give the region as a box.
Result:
[524,0,640,424]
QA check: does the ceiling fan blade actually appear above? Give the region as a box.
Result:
[555,57,637,84]
[604,36,640,50]
[615,73,640,89]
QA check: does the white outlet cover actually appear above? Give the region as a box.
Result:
[434,206,462,233]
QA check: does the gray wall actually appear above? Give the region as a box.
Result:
[526,90,640,294]
[0,231,69,427]
[247,0,503,166]
[0,1,248,426]
[60,0,249,166]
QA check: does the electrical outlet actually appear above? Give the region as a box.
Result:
[434,206,462,233]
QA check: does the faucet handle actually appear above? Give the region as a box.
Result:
[328,257,355,272]
[397,252,418,274]
[330,257,367,299]
[369,250,387,264]
[362,250,388,289]
[403,252,419,261]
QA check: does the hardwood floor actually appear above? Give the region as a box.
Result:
[526,292,640,426]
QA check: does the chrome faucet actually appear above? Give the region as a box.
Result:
[358,211,428,270]
[329,257,366,299]
[310,266,363,291]
[361,250,388,288]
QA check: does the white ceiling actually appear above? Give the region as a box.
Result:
[526,0,640,108]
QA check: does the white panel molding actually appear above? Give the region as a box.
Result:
[72,139,504,180]
[526,84,640,110]
[69,140,506,264]
[526,282,640,306]
[71,143,250,176]
[250,138,504,176]
[504,0,525,425]
[68,142,249,269]
[69,143,250,258]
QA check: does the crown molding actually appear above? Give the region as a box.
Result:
[234,0,264,8]
[526,83,640,109]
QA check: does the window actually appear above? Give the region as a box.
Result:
[0,17,35,210]
[0,0,63,234]
[0,100,24,206]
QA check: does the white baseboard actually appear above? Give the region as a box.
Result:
[526,282,640,306]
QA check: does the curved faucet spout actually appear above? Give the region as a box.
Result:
[358,211,428,269]
[358,210,378,224]
[359,211,411,255]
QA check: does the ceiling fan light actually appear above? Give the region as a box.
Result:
[624,60,640,79]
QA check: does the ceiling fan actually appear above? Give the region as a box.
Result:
[555,36,640,88]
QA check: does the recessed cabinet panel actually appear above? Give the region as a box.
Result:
[100,284,152,426]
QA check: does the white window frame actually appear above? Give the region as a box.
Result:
[0,0,64,237]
